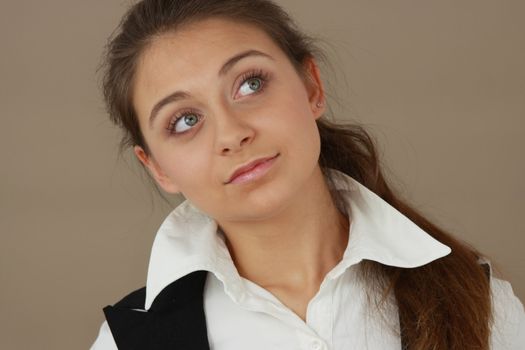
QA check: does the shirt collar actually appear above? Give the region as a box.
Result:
[144,169,451,310]
[323,169,451,281]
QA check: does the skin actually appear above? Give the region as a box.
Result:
[132,18,349,321]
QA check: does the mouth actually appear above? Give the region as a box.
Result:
[225,153,280,185]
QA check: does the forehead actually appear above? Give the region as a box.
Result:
[136,17,286,80]
[132,18,289,118]
[154,17,278,50]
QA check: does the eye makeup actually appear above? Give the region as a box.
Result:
[165,68,271,136]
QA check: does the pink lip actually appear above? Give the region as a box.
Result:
[226,154,280,185]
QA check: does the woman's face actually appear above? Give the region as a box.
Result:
[133,18,325,222]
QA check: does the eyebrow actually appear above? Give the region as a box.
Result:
[148,49,273,128]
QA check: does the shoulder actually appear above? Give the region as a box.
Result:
[91,271,209,349]
[90,286,146,349]
[90,320,118,350]
[490,276,525,349]
[106,286,147,310]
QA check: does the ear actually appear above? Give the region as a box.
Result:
[133,145,180,194]
[302,57,326,120]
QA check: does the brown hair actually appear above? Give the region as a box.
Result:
[101,0,492,348]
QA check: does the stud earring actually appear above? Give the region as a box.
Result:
[316,101,323,108]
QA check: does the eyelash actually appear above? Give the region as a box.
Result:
[166,107,200,135]
[238,68,270,96]
[166,68,270,135]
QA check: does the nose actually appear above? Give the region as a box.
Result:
[214,107,255,155]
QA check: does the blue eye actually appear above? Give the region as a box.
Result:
[239,77,263,96]
[237,69,269,97]
[167,111,201,135]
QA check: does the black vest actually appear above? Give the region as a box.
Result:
[104,265,490,349]
[104,271,209,350]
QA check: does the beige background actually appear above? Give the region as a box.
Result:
[0,0,523,348]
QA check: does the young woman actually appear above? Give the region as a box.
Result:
[91,0,524,349]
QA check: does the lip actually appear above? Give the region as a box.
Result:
[226,153,280,185]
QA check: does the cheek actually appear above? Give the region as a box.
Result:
[274,91,318,136]
[280,93,321,157]
[279,79,315,121]
[157,147,212,186]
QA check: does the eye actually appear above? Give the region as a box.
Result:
[237,69,269,98]
[239,77,263,96]
[166,110,202,135]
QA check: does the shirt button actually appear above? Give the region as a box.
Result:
[311,339,322,350]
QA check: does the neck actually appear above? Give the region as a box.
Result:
[217,166,350,292]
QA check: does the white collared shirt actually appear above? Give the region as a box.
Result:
[91,170,525,349]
